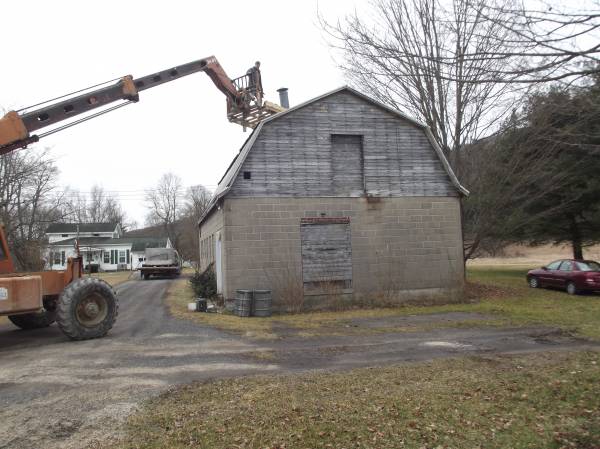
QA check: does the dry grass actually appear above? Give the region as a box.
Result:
[108,350,600,449]
[167,280,276,339]
[166,266,600,340]
[166,279,491,339]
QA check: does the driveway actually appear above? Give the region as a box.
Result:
[0,278,594,449]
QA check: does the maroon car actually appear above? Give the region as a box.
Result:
[527,259,600,295]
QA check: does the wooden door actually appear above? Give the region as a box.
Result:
[300,217,352,294]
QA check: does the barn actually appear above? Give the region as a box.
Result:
[199,86,468,309]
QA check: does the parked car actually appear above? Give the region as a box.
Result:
[526,259,600,295]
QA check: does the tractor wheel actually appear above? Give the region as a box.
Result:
[56,278,118,340]
[8,308,56,330]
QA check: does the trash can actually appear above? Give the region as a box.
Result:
[252,290,272,317]
[235,290,252,317]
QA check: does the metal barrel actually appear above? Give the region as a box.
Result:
[235,289,252,317]
[252,289,272,317]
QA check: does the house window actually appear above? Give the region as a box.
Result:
[119,250,126,264]
[243,171,251,180]
[103,251,110,264]
[93,233,100,237]
[61,234,68,237]
[53,251,61,265]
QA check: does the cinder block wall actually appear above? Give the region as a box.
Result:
[199,207,224,272]
[221,196,464,305]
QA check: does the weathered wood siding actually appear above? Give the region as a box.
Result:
[227,91,457,198]
[300,219,353,292]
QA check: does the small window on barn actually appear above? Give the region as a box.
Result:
[243,171,252,180]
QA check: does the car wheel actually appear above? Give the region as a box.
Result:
[566,282,578,295]
[528,277,539,289]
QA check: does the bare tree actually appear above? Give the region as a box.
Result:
[179,185,212,263]
[64,184,130,229]
[321,0,519,162]
[469,1,600,84]
[184,185,212,221]
[0,148,67,270]
[145,173,183,248]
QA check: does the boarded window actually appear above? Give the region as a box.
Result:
[331,134,364,195]
[300,217,352,293]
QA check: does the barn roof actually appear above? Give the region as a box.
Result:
[199,86,468,225]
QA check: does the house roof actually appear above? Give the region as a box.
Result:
[50,236,168,251]
[199,86,469,225]
[46,222,118,234]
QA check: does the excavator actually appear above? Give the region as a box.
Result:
[0,56,284,340]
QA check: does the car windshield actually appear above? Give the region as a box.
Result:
[577,261,600,271]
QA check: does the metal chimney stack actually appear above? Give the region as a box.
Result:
[277,87,289,109]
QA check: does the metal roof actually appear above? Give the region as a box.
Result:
[45,222,119,234]
[199,86,468,225]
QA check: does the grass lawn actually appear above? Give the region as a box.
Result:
[167,266,600,340]
[108,350,600,449]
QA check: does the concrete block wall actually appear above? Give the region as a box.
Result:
[199,206,224,273]
[220,196,464,305]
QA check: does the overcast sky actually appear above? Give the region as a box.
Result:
[2,0,362,227]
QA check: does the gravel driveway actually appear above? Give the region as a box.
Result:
[0,278,593,449]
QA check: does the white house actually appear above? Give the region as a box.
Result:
[46,223,171,271]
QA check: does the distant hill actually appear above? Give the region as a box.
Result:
[124,224,165,238]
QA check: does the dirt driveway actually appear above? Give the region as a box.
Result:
[0,279,594,449]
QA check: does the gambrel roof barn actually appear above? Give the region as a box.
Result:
[199,86,466,310]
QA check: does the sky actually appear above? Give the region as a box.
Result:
[2,0,360,227]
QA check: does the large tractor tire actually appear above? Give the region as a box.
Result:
[8,308,56,330]
[56,278,118,340]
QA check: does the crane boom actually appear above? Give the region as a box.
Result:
[0,55,283,155]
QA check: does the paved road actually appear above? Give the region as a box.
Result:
[0,279,268,449]
[0,279,594,449]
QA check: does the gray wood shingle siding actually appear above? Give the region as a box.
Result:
[227,91,457,198]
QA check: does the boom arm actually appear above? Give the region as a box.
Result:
[0,55,281,155]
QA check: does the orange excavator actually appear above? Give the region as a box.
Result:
[0,56,283,340]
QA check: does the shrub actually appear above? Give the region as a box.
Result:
[190,263,217,299]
